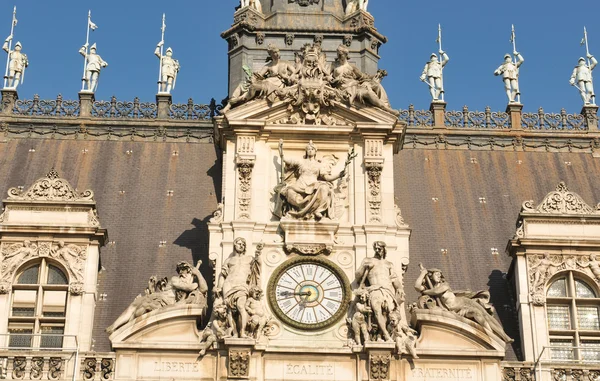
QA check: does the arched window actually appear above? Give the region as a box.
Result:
[8,259,68,348]
[546,273,600,361]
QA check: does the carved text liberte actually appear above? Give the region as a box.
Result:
[154,361,200,373]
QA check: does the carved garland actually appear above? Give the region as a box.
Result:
[527,253,600,306]
[0,241,88,295]
[236,157,255,220]
[365,162,384,223]
[369,354,391,381]
[228,349,251,379]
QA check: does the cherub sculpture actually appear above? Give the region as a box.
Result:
[245,286,268,341]
[198,303,232,356]
[348,288,372,345]
[388,311,418,358]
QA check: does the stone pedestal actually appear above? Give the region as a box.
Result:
[582,104,599,130]
[156,93,172,119]
[78,91,95,118]
[430,101,446,129]
[506,103,523,130]
[280,220,339,255]
[224,338,257,379]
[1,88,17,115]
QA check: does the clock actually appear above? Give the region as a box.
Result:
[268,256,351,330]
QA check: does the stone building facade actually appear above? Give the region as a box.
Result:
[1,2,600,381]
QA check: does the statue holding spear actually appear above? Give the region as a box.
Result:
[2,7,28,90]
[570,27,597,105]
[420,24,449,102]
[79,11,107,93]
[154,14,180,94]
[494,25,524,104]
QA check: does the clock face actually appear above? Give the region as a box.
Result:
[268,257,351,330]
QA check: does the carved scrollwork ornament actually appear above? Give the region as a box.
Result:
[236,156,255,220]
[69,282,84,295]
[209,203,224,224]
[365,162,384,223]
[522,182,599,215]
[288,0,320,6]
[7,169,95,202]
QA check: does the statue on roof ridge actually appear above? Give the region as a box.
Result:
[571,28,597,105]
[2,37,28,90]
[494,25,524,104]
[79,43,108,93]
[155,14,180,94]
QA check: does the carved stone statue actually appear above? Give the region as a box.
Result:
[79,43,108,92]
[388,310,418,358]
[155,43,180,94]
[106,261,208,334]
[348,288,372,345]
[198,303,232,356]
[354,242,404,342]
[221,43,397,118]
[332,45,398,115]
[214,238,262,338]
[275,140,350,221]
[570,55,597,105]
[221,44,294,114]
[581,254,600,281]
[50,241,85,281]
[494,52,524,103]
[420,51,449,101]
[345,0,369,14]
[2,36,28,89]
[414,264,513,343]
[531,253,554,290]
[245,286,268,340]
[240,0,262,13]
[1,241,36,280]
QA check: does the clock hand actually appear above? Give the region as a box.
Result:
[280,291,312,297]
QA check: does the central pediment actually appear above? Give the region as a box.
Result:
[215,98,405,151]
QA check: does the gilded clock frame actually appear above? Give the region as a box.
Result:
[267,255,352,331]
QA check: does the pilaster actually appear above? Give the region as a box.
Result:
[582,104,599,130]
[430,101,446,128]
[1,88,17,115]
[156,93,172,119]
[364,139,385,224]
[78,91,95,118]
[506,103,523,130]
[235,135,256,221]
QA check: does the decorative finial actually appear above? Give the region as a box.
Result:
[47,168,60,180]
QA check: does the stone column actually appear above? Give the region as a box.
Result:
[156,93,172,119]
[78,91,95,118]
[506,103,523,130]
[1,88,17,115]
[582,104,599,130]
[430,101,446,128]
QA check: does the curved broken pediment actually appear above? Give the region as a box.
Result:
[521,182,600,215]
[7,169,95,202]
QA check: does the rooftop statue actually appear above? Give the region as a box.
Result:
[274,140,355,221]
[221,42,398,117]
[214,238,262,338]
[155,14,180,94]
[155,44,180,94]
[79,43,108,93]
[345,0,369,15]
[106,261,208,334]
[240,0,263,13]
[420,52,449,102]
[494,25,524,104]
[2,37,28,90]
[420,25,449,102]
[353,241,405,343]
[414,264,513,343]
[571,28,597,105]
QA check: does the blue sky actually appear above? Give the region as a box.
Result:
[2,1,600,114]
